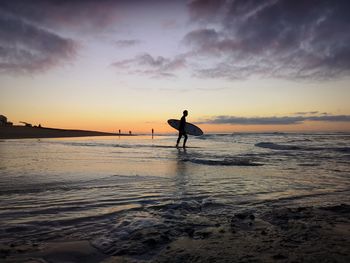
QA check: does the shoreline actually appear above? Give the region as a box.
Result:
[0,126,132,139]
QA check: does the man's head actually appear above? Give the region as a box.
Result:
[183,110,188,116]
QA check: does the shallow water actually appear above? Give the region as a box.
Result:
[0,133,349,248]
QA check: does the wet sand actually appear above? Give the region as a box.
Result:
[0,126,124,139]
[2,204,349,262]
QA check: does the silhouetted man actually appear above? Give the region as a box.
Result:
[176,110,188,148]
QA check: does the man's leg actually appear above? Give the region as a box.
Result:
[183,134,188,148]
[176,133,182,147]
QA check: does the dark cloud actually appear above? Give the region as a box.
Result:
[0,0,123,32]
[0,0,117,74]
[183,28,219,46]
[0,0,185,75]
[0,0,128,74]
[307,115,350,122]
[186,0,350,80]
[2,0,349,80]
[0,13,76,74]
[199,114,350,125]
[114,40,141,48]
[293,111,319,115]
[111,53,186,78]
[188,0,226,23]
[0,0,184,32]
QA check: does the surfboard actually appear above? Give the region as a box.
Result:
[167,119,203,136]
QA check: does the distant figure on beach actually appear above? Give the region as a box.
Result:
[176,110,188,148]
[152,128,154,139]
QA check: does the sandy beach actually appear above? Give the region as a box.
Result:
[0,126,122,139]
[1,204,349,262]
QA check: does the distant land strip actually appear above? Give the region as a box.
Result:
[0,126,128,139]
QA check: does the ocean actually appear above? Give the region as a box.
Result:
[0,133,349,254]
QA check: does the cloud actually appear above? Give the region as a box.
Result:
[183,29,219,46]
[188,0,226,23]
[293,111,319,115]
[111,53,186,78]
[0,0,128,74]
[307,115,350,122]
[3,0,349,80]
[199,114,350,125]
[114,39,141,48]
[0,13,76,74]
[0,1,187,76]
[0,0,122,32]
[185,0,350,80]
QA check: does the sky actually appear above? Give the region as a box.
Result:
[1,0,350,133]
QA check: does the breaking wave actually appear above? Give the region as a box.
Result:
[255,142,350,153]
[184,157,263,166]
[255,142,303,150]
